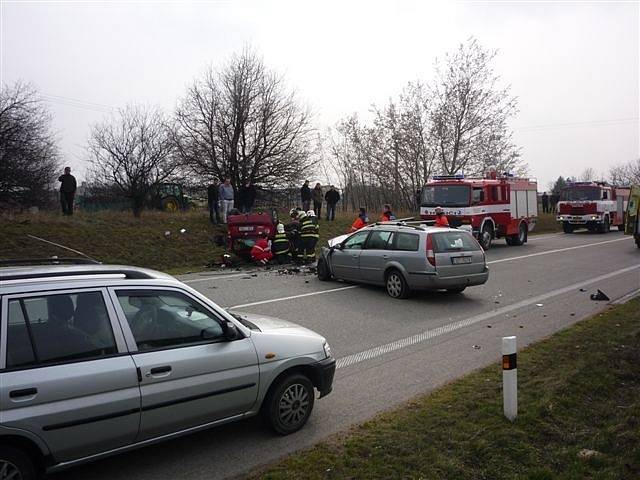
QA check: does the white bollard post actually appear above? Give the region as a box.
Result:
[502,336,517,422]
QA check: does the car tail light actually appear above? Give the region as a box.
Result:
[426,234,436,267]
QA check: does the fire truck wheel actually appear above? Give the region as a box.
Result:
[479,224,493,250]
[507,223,527,246]
[618,224,625,232]
[599,216,610,234]
[562,222,574,234]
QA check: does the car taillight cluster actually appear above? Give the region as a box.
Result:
[426,234,436,267]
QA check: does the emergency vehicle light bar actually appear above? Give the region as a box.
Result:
[432,175,464,180]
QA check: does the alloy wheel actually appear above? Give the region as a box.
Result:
[278,383,310,427]
[387,274,402,298]
[0,460,22,480]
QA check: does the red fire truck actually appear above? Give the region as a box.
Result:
[420,173,538,249]
[556,182,630,233]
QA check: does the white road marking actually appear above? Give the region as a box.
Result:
[335,264,640,369]
[229,285,360,309]
[183,273,248,284]
[487,237,630,265]
[610,288,640,305]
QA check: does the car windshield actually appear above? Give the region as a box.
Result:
[561,187,600,201]
[422,185,470,207]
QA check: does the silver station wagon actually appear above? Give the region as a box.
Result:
[318,223,489,298]
[0,261,335,479]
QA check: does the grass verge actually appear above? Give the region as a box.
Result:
[251,298,640,480]
[0,210,560,273]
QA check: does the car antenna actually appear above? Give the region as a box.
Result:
[26,234,101,263]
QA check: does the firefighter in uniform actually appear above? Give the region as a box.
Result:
[299,210,318,263]
[272,223,291,264]
[305,210,320,262]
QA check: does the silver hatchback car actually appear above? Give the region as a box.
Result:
[0,261,335,479]
[318,223,489,298]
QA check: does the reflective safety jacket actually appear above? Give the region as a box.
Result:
[435,215,449,227]
[300,217,319,239]
[272,233,290,254]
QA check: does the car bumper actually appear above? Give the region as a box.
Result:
[557,215,601,224]
[407,268,489,290]
[309,357,336,398]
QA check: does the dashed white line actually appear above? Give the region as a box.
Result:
[183,273,248,284]
[487,236,630,265]
[335,264,640,369]
[228,285,360,309]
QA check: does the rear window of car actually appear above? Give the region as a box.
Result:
[432,231,481,252]
[394,232,419,251]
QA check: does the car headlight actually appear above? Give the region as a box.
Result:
[323,342,332,358]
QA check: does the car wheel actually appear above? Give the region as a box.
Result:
[385,269,410,299]
[479,224,493,250]
[446,286,467,294]
[263,374,315,435]
[317,258,331,281]
[562,222,574,234]
[0,446,38,480]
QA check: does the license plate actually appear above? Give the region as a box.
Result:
[238,226,254,232]
[452,256,472,265]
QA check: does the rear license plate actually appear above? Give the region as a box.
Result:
[238,226,254,232]
[452,256,472,265]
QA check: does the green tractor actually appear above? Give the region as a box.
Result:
[148,183,193,212]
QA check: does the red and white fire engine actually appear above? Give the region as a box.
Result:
[420,172,538,249]
[557,182,630,233]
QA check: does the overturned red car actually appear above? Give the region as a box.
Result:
[226,209,278,257]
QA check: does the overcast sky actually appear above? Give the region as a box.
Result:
[1,0,638,189]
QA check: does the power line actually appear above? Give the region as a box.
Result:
[39,93,116,114]
[515,117,639,133]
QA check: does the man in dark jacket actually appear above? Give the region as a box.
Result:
[300,180,312,212]
[238,180,257,213]
[207,181,220,224]
[324,185,340,221]
[58,167,77,215]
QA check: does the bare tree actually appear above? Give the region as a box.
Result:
[429,38,521,176]
[579,167,597,182]
[0,81,59,207]
[173,48,315,189]
[609,159,640,185]
[88,104,176,216]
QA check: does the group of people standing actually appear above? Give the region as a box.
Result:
[300,181,341,221]
[207,178,257,224]
[541,192,559,213]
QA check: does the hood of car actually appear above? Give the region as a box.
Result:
[231,311,301,331]
[327,234,348,247]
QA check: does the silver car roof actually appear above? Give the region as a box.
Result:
[0,264,176,293]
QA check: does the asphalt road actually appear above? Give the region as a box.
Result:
[55,230,640,480]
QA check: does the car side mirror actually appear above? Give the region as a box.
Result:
[200,327,221,340]
[222,321,240,341]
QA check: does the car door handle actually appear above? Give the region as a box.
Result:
[382,254,389,259]
[148,366,172,377]
[10,387,38,399]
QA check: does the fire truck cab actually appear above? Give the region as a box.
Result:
[557,182,629,234]
[420,173,538,250]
